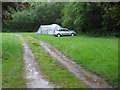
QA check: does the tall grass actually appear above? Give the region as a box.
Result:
[2,34,25,88]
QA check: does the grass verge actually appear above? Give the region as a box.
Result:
[29,34,118,87]
[2,34,25,88]
[23,36,88,88]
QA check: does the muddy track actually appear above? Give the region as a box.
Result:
[14,35,54,88]
[26,36,113,88]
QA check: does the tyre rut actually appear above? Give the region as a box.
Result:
[15,35,54,88]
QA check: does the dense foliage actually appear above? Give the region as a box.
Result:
[2,2,30,21]
[2,2,120,36]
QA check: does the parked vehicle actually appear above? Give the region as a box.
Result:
[54,28,76,37]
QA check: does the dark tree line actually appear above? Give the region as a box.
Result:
[2,2,30,21]
[2,2,120,37]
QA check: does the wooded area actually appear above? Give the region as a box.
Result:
[2,2,120,36]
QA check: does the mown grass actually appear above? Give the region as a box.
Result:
[23,36,88,88]
[2,34,25,88]
[29,34,118,87]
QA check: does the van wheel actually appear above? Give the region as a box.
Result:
[71,33,74,36]
[57,34,61,37]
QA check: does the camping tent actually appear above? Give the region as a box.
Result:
[36,24,61,34]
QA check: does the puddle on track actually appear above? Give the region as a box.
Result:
[26,36,113,88]
[19,36,54,88]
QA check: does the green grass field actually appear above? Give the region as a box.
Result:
[2,34,25,88]
[2,33,118,88]
[23,36,88,88]
[29,34,118,87]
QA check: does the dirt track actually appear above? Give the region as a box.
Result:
[26,36,112,88]
[12,34,113,88]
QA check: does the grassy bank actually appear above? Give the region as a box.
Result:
[29,34,118,87]
[2,34,25,88]
[23,36,88,88]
